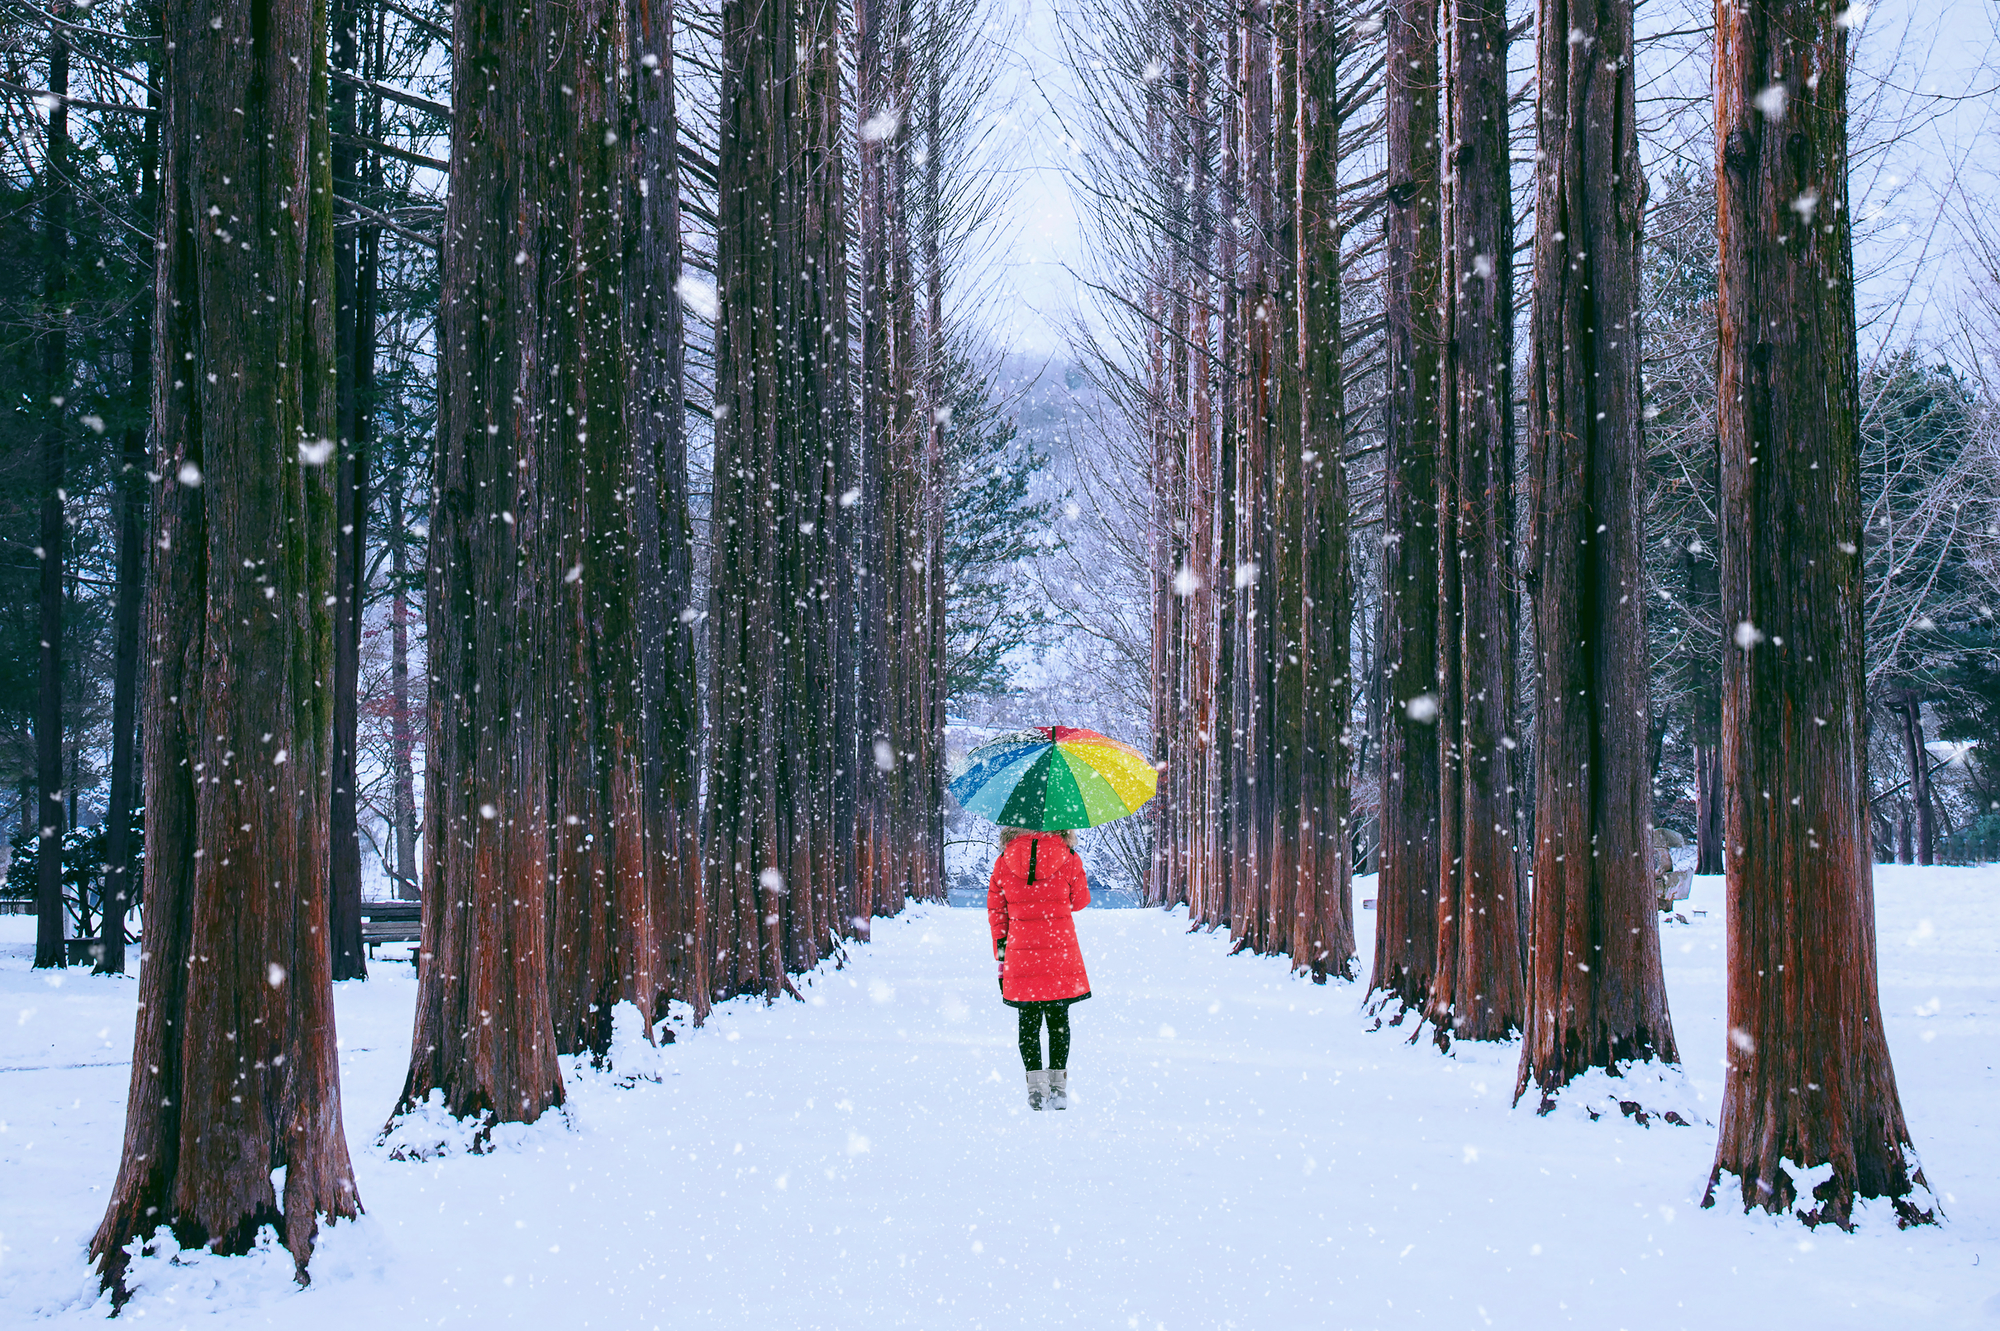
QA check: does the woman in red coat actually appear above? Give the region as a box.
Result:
[987,827,1091,1111]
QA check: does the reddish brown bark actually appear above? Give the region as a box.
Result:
[1292,0,1354,980]
[626,0,708,1022]
[1516,0,1677,1105]
[856,0,937,919]
[1146,2,1222,924]
[1371,0,1444,1016]
[1424,0,1525,1044]
[1204,0,1353,981]
[1704,0,1932,1227]
[706,0,855,998]
[394,0,566,1128]
[544,0,673,1059]
[91,0,359,1296]
[1228,0,1277,959]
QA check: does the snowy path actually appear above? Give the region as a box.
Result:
[2,867,1996,1328]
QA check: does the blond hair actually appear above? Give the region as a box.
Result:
[1000,826,1077,851]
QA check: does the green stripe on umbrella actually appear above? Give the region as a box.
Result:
[950,725,1158,831]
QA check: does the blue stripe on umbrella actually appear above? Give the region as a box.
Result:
[952,742,1053,821]
[950,734,1049,800]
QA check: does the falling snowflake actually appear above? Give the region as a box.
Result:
[1753,84,1788,120]
[675,275,719,321]
[860,107,903,143]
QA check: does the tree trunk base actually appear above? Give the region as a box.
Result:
[1702,1158,1939,1231]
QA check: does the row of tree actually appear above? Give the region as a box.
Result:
[1092,0,1941,1225]
[0,0,1031,1300]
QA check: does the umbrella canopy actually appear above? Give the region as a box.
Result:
[949,726,1158,831]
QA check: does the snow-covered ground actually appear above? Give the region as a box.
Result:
[1,865,1995,1328]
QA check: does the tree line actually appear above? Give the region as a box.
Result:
[1069,0,1970,1227]
[0,0,1038,1299]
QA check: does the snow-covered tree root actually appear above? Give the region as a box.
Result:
[1704,1153,1941,1233]
[1515,1060,1703,1129]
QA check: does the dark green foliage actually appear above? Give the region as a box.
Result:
[1934,649,2000,811]
[1860,353,1987,698]
[3,804,143,935]
[941,352,1051,697]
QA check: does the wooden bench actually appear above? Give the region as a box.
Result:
[362,901,423,958]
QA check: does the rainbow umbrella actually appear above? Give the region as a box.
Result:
[949,726,1158,831]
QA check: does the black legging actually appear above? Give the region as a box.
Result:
[1016,1002,1071,1071]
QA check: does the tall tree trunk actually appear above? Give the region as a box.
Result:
[1425,0,1525,1044]
[394,0,567,1129]
[1171,0,1221,925]
[1688,540,1724,875]
[1296,0,1354,981]
[1185,9,1219,926]
[1694,741,1723,874]
[1371,0,1443,1016]
[328,0,371,981]
[1704,0,1932,1227]
[918,0,950,907]
[1894,694,1933,866]
[1208,6,1238,934]
[1268,0,1303,971]
[1146,29,1182,911]
[91,0,359,1296]
[33,7,70,971]
[856,0,925,918]
[626,0,708,1022]
[1516,0,1677,1105]
[99,60,161,978]
[707,0,854,998]
[1228,0,1274,958]
[388,469,418,900]
[541,0,662,1060]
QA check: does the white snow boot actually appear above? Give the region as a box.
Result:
[1026,1069,1049,1111]
[1047,1069,1069,1110]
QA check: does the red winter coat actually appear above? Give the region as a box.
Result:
[987,833,1092,1005]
